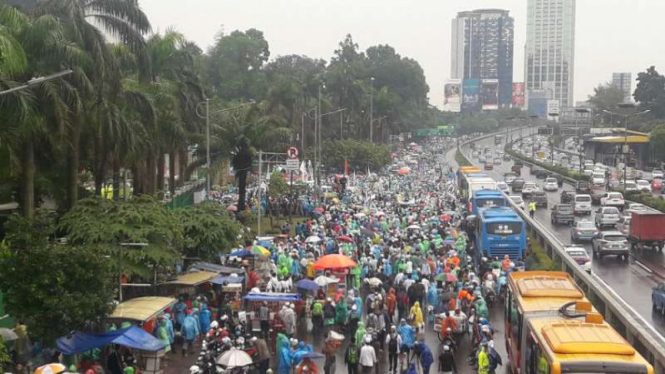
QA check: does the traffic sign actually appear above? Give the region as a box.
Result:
[286,158,299,171]
[286,147,299,159]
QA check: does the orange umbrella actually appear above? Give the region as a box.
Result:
[313,254,357,270]
[398,167,411,175]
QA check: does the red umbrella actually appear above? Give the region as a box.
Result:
[441,214,452,222]
[337,236,353,243]
[314,207,325,213]
[313,254,357,270]
[226,205,238,212]
[398,167,411,175]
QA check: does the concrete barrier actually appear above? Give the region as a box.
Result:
[457,130,665,374]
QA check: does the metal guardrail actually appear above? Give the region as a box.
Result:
[458,130,665,374]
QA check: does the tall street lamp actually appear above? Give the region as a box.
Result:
[0,69,73,96]
[603,105,650,187]
[320,108,347,139]
[369,77,375,143]
[196,99,256,194]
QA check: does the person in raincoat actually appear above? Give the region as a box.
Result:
[351,263,361,289]
[161,313,174,350]
[173,297,187,329]
[383,258,393,277]
[386,288,397,322]
[415,340,434,374]
[426,285,439,312]
[404,362,418,374]
[199,307,211,336]
[335,295,348,331]
[478,342,490,374]
[278,339,293,374]
[475,297,489,320]
[156,318,171,354]
[354,321,366,348]
[180,309,199,356]
[397,318,415,354]
[409,301,424,333]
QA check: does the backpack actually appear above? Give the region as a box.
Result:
[312,302,323,316]
[347,345,359,364]
[388,334,399,354]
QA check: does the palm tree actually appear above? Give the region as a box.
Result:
[215,104,290,212]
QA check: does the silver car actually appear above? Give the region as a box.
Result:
[595,206,621,228]
[592,231,629,260]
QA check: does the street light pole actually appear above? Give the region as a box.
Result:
[369,77,375,143]
[603,107,650,187]
[0,69,73,96]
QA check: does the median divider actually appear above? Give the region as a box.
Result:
[458,130,665,374]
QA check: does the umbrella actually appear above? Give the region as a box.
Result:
[435,273,458,282]
[353,213,366,218]
[296,279,319,291]
[256,240,272,248]
[407,224,421,230]
[302,352,325,359]
[337,236,353,243]
[314,207,325,213]
[441,214,452,222]
[226,249,254,258]
[313,254,357,270]
[313,275,339,287]
[0,328,17,341]
[398,167,411,175]
[252,245,270,257]
[217,348,253,368]
[375,211,386,217]
[306,236,322,243]
[226,205,237,212]
[365,277,382,287]
[34,364,66,374]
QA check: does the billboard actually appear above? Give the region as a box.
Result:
[512,82,525,108]
[462,79,481,112]
[547,100,560,121]
[443,80,461,112]
[481,79,499,110]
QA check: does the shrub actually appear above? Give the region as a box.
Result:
[525,234,558,271]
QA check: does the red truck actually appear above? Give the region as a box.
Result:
[629,211,665,252]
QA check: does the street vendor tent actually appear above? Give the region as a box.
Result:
[243,292,300,302]
[189,262,242,274]
[164,271,218,286]
[210,275,245,285]
[56,326,166,355]
[110,297,176,321]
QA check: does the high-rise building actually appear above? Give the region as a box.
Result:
[612,72,632,103]
[525,0,576,111]
[451,9,514,111]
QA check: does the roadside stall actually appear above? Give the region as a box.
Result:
[210,274,246,312]
[312,254,357,295]
[242,292,300,352]
[160,271,219,300]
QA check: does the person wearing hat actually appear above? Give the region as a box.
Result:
[385,325,402,374]
[477,340,490,374]
[180,309,199,356]
[359,336,377,374]
[439,344,457,374]
[259,301,270,336]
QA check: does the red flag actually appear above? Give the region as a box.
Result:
[344,159,349,175]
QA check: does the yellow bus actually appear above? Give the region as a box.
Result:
[505,271,653,374]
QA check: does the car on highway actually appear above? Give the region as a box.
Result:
[624,180,638,192]
[652,178,662,191]
[600,192,624,209]
[511,164,522,175]
[595,206,622,228]
[564,245,592,273]
[511,178,526,193]
[617,216,631,236]
[573,194,592,215]
[546,172,564,187]
[522,182,539,197]
[652,169,664,180]
[479,156,486,163]
[583,169,594,176]
[503,172,517,184]
[636,179,652,192]
[560,190,575,204]
[571,220,599,242]
[531,190,548,208]
[543,178,558,191]
[551,204,574,226]
[653,283,665,313]
[484,162,494,170]
[608,179,621,189]
[497,181,509,193]
[592,172,606,185]
[509,195,525,210]
[625,203,647,215]
[531,168,549,179]
[592,230,629,260]
[503,154,511,162]
[575,180,591,195]
[472,151,480,158]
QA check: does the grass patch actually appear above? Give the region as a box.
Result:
[455,148,473,167]
[525,233,559,271]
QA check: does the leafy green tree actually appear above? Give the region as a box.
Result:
[57,196,181,277]
[320,139,391,172]
[268,171,289,200]
[634,66,665,118]
[587,82,627,124]
[173,201,241,260]
[650,125,665,162]
[0,214,114,345]
[205,29,270,100]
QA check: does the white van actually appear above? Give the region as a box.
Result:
[573,194,592,215]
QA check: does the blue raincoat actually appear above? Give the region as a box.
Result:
[397,324,415,348]
[383,259,393,277]
[181,314,199,340]
[353,297,363,318]
[426,286,439,311]
[173,301,187,326]
[291,342,312,366]
[278,340,293,374]
[417,342,434,368]
[162,313,174,343]
[199,308,211,334]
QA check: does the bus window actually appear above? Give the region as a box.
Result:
[526,333,550,374]
[510,295,520,343]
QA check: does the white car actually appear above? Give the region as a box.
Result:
[583,169,594,176]
[591,172,606,186]
[624,180,638,192]
[626,203,647,214]
[636,179,652,192]
[652,169,664,180]
[497,181,510,192]
[543,178,558,191]
[509,195,526,210]
[522,182,539,196]
[600,192,624,208]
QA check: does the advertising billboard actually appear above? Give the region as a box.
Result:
[547,100,560,121]
[481,79,499,110]
[512,82,525,108]
[443,80,461,112]
[462,79,481,113]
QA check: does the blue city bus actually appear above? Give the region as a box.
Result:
[475,206,527,260]
[471,189,507,216]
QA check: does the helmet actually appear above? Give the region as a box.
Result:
[210,321,219,329]
[189,365,201,374]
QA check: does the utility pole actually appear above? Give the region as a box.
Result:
[301,113,305,152]
[205,99,210,193]
[369,77,375,143]
[257,151,263,235]
[317,84,322,185]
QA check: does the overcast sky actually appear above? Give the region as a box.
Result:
[140,0,665,109]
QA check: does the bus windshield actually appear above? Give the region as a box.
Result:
[486,222,521,235]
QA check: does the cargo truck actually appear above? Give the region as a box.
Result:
[628,211,665,252]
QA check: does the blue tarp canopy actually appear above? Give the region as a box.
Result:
[243,293,300,302]
[210,275,245,285]
[226,250,254,258]
[56,326,166,355]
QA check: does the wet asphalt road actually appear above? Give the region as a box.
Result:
[460,132,665,336]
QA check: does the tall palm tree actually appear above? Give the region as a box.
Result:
[215,104,290,212]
